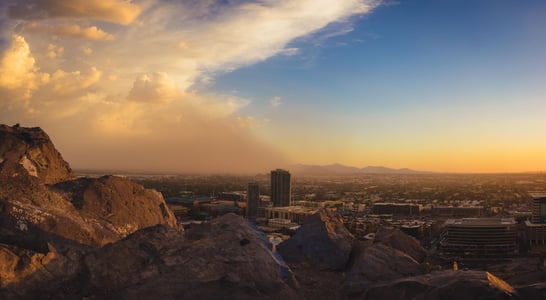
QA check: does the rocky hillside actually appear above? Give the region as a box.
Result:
[0,124,75,184]
[1,214,298,299]
[0,124,179,250]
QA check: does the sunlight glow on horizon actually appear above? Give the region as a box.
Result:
[1,0,546,174]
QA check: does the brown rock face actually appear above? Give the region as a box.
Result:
[374,227,427,262]
[277,208,354,270]
[0,124,75,184]
[342,242,425,297]
[1,214,299,300]
[52,175,179,240]
[0,124,179,250]
[87,214,298,299]
[362,270,516,300]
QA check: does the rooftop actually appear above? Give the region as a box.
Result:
[445,218,516,226]
[529,192,546,199]
[525,220,546,227]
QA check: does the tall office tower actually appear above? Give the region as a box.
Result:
[247,182,260,220]
[271,169,291,207]
[531,194,546,224]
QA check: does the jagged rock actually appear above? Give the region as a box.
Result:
[0,243,85,299]
[277,208,354,270]
[342,242,425,297]
[0,124,75,184]
[112,214,298,300]
[2,214,299,299]
[0,173,179,249]
[374,227,426,262]
[361,270,516,300]
[0,124,180,250]
[52,175,179,238]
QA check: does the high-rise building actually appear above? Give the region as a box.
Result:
[247,182,260,220]
[531,194,546,224]
[270,169,291,207]
[525,193,546,246]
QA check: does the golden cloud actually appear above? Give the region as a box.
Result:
[8,0,142,25]
[26,23,115,41]
[127,72,177,103]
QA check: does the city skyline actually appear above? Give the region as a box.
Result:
[1,1,546,173]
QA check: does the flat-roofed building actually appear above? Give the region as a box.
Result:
[525,193,546,246]
[265,206,318,224]
[530,193,546,224]
[439,218,517,261]
[271,169,291,207]
[372,202,422,216]
[432,205,484,217]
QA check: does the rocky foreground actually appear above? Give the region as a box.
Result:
[1,124,545,299]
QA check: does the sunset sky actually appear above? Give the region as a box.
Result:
[1,0,546,173]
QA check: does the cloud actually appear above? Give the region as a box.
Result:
[168,0,378,73]
[270,96,283,107]
[0,35,46,100]
[47,44,64,58]
[7,0,142,25]
[235,116,257,129]
[36,67,102,100]
[0,0,381,173]
[25,23,115,41]
[280,47,300,56]
[127,72,177,103]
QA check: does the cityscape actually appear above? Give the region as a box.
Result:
[2,0,546,299]
[135,170,546,256]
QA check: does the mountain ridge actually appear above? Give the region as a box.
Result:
[291,163,430,175]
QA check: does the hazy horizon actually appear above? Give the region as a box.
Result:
[1,1,546,174]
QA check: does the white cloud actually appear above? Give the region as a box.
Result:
[270,96,283,108]
[280,48,300,56]
[170,0,378,73]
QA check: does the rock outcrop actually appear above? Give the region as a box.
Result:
[1,214,299,300]
[91,214,298,300]
[374,227,427,262]
[342,242,425,297]
[0,124,179,250]
[0,124,75,184]
[277,208,354,270]
[362,270,516,300]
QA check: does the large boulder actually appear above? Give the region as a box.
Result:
[2,214,299,299]
[342,242,425,297]
[0,124,179,250]
[277,208,354,270]
[52,175,179,238]
[362,270,516,300]
[374,227,427,262]
[92,214,298,299]
[0,243,85,299]
[0,124,75,184]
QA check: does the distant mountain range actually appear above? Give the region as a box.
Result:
[291,163,428,175]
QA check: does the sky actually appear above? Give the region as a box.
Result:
[1,0,546,174]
